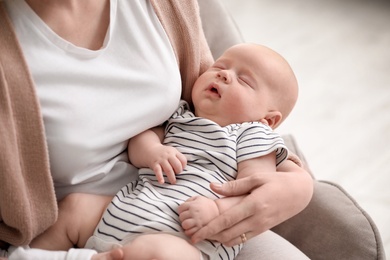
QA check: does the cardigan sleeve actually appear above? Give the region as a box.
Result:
[0,3,58,247]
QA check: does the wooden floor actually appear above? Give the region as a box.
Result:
[224,0,390,256]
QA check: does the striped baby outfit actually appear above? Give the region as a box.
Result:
[87,101,288,260]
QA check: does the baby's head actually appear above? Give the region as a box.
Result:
[192,43,298,128]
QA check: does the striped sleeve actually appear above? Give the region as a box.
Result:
[236,123,288,166]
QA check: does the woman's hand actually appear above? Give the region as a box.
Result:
[190,160,313,246]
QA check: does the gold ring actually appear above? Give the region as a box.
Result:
[240,233,247,244]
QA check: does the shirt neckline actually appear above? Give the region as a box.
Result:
[17,0,117,58]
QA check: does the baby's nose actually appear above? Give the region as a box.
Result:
[217,70,231,83]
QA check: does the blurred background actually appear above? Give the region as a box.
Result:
[223,0,390,256]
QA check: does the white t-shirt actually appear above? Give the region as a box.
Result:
[5,0,182,200]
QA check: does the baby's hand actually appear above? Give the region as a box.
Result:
[178,196,219,237]
[148,145,187,184]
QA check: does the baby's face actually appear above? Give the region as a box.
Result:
[192,44,281,127]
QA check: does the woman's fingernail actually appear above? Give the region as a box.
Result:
[211,182,222,189]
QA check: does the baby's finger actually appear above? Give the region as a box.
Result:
[181,218,197,231]
[177,152,187,169]
[165,170,177,184]
[153,165,165,184]
[168,156,185,174]
[160,161,176,184]
[178,209,191,222]
[183,226,199,237]
[178,197,197,214]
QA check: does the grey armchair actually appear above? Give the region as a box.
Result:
[198,1,386,259]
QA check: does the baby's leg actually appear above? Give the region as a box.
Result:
[30,193,113,250]
[91,248,124,260]
[121,234,201,260]
[179,195,244,236]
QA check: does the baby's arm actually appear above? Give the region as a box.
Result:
[179,152,277,237]
[128,126,187,184]
[213,151,278,212]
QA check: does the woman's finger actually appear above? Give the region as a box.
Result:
[210,175,267,197]
[211,215,259,246]
[223,231,254,247]
[208,213,257,245]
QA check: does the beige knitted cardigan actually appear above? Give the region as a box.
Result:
[0,0,213,246]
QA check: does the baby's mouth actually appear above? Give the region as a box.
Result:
[208,83,221,97]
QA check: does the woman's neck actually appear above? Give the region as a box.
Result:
[25,0,110,50]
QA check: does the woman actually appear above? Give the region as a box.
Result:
[0,0,313,259]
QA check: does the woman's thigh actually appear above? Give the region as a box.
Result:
[236,230,310,260]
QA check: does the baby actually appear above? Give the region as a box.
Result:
[85,43,299,260]
[16,43,300,260]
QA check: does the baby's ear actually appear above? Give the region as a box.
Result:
[264,111,282,129]
[259,119,269,125]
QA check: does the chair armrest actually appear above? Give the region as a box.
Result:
[272,180,386,260]
[278,134,385,259]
